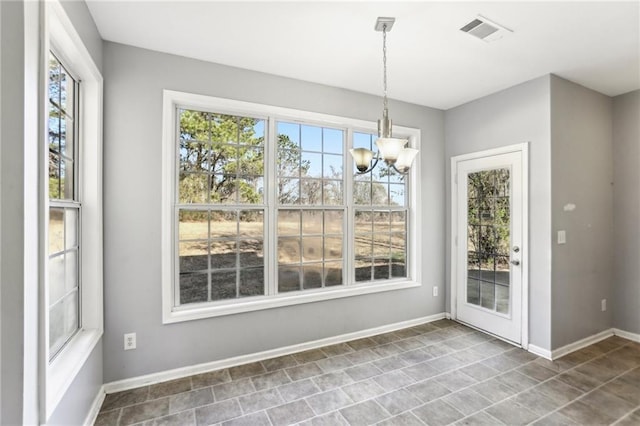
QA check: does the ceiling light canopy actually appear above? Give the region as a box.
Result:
[349,17,418,175]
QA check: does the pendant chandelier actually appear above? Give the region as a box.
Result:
[350,17,419,175]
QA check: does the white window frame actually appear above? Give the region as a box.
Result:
[162,90,421,324]
[40,1,103,420]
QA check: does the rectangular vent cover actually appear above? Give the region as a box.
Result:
[460,16,512,42]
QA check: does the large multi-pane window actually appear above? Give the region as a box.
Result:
[165,94,419,320]
[353,132,408,282]
[48,52,81,359]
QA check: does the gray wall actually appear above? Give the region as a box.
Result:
[612,90,640,335]
[1,1,26,423]
[550,76,614,349]
[102,41,445,382]
[444,76,553,351]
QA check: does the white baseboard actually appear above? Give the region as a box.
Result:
[613,328,640,343]
[551,329,614,360]
[103,313,446,394]
[83,385,105,426]
[528,344,552,360]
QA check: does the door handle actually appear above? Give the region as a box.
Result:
[511,260,520,266]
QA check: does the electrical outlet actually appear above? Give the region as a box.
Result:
[124,332,136,350]
[433,286,438,297]
[601,299,607,312]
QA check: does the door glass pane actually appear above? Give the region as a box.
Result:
[466,168,511,314]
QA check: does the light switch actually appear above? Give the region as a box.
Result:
[557,230,566,244]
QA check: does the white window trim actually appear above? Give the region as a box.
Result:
[162,90,421,324]
[41,1,103,420]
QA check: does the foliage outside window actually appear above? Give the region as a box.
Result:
[48,52,81,360]
[168,98,418,317]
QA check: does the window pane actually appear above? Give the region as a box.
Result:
[179,241,208,273]
[49,290,78,356]
[180,109,210,142]
[278,238,301,264]
[301,152,322,178]
[238,147,263,175]
[302,237,323,261]
[354,180,372,205]
[323,154,342,179]
[391,233,406,278]
[179,173,209,204]
[374,260,390,280]
[49,208,64,254]
[278,149,301,178]
[324,211,343,235]
[180,273,208,304]
[355,258,373,282]
[239,119,265,146]
[355,234,373,259]
[323,180,343,205]
[239,210,263,238]
[211,114,239,144]
[179,210,209,240]
[324,237,342,260]
[373,211,390,234]
[278,178,300,204]
[65,208,78,249]
[278,266,300,292]
[323,128,343,154]
[277,122,300,147]
[210,240,236,270]
[239,239,263,267]
[300,179,322,205]
[353,132,372,150]
[355,210,372,233]
[324,261,343,286]
[210,211,237,239]
[302,210,322,235]
[60,156,74,200]
[278,210,300,235]
[65,249,78,291]
[389,183,405,206]
[211,270,237,300]
[301,125,322,152]
[303,264,322,289]
[240,267,264,296]
[180,140,210,172]
[49,255,65,303]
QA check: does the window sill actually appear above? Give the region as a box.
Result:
[46,328,102,419]
[163,279,421,324]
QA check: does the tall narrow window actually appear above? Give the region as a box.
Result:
[353,132,408,282]
[47,52,80,359]
[177,110,266,305]
[276,122,345,292]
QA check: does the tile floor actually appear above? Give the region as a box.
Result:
[95,320,640,426]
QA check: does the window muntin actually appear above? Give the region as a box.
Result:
[171,103,416,312]
[177,110,266,305]
[48,52,80,360]
[353,132,408,283]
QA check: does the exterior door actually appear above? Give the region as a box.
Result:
[454,149,524,344]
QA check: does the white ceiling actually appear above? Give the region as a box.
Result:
[85,1,640,110]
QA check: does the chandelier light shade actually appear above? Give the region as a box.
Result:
[350,17,419,175]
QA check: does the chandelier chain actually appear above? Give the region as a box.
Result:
[382,23,388,114]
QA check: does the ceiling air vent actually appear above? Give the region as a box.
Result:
[460,15,512,42]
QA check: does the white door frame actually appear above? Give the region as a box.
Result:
[450,143,529,349]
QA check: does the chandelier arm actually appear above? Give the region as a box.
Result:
[390,163,411,176]
[354,156,381,175]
